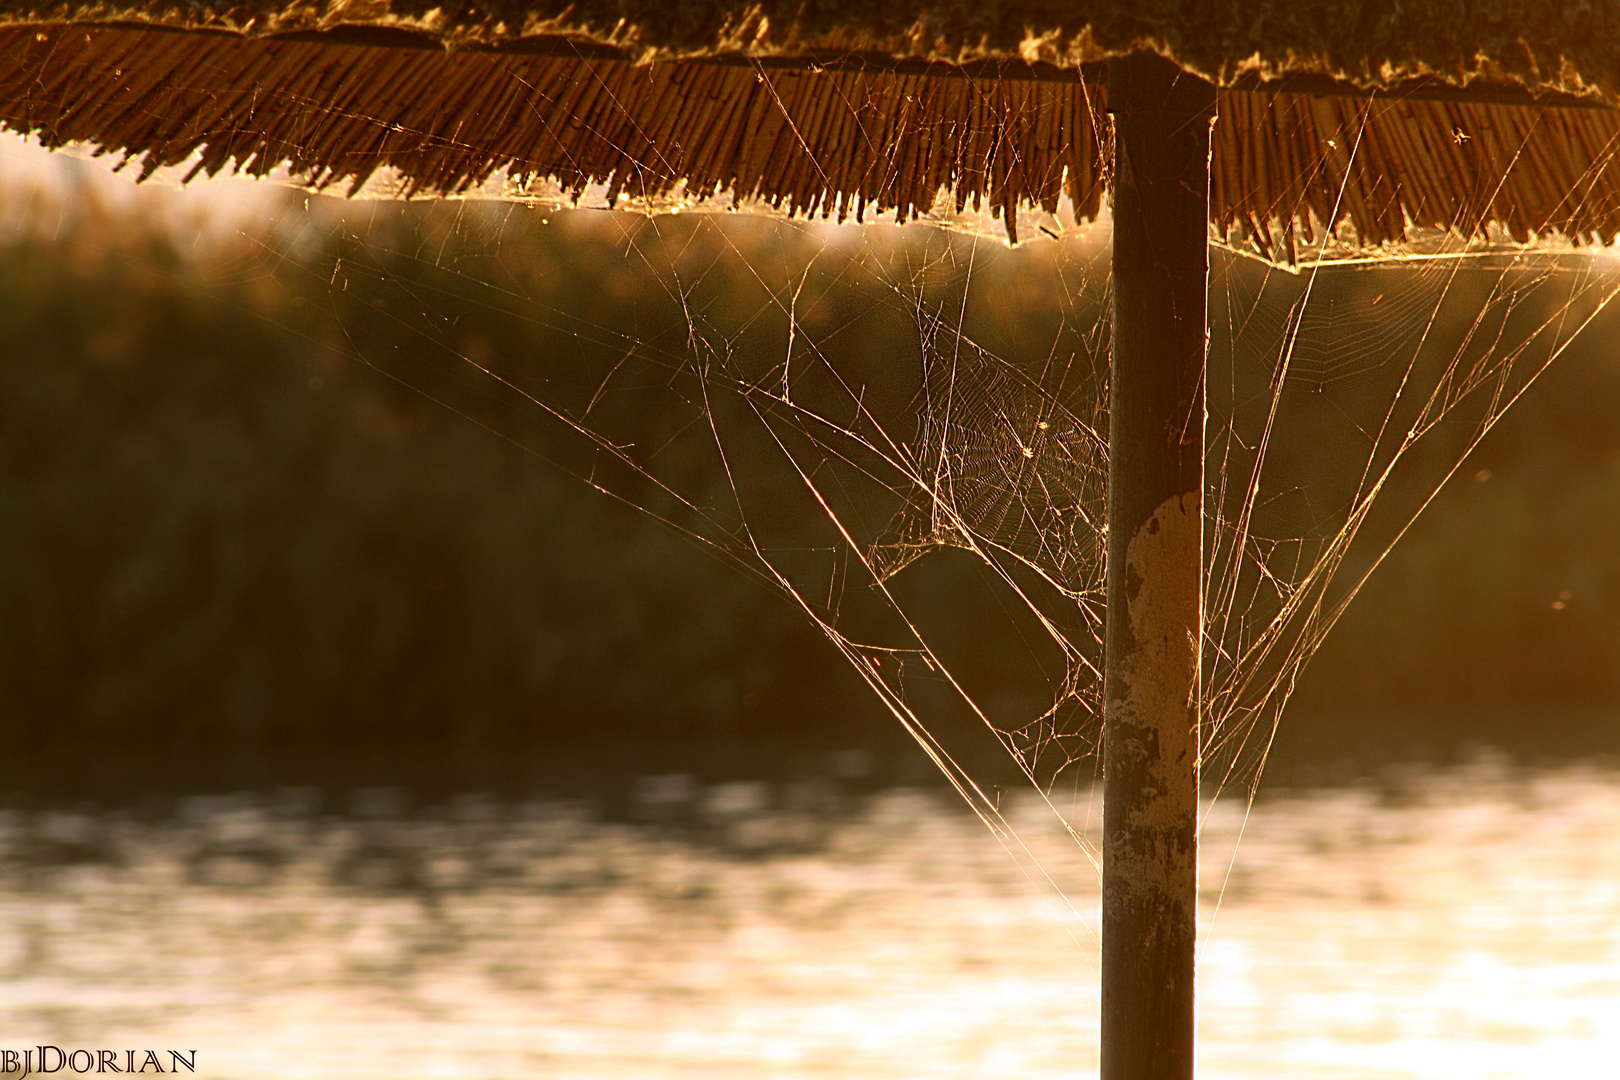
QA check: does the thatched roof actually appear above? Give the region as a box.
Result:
[8,0,1620,87]
[4,5,1620,247]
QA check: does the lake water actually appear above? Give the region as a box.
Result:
[2,759,1617,1078]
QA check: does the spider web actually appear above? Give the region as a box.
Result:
[11,86,1620,920]
[230,190,1617,906]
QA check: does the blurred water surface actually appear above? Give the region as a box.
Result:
[2,760,1618,1079]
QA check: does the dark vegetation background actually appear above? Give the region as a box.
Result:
[3,182,1618,806]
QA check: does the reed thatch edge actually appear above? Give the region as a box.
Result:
[5,21,1620,251]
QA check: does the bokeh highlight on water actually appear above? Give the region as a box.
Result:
[2,759,1616,1079]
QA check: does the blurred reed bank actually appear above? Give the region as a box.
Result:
[3,135,1620,1079]
[2,138,1618,804]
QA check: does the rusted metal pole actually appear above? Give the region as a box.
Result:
[1102,52,1215,1080]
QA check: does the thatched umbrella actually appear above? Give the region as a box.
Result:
[5,5,1619,1077]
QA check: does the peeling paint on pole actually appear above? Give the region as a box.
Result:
[1109,491,1200,896]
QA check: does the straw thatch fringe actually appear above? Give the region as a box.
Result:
[1217,92,1620,254]
[5,26,1620,251]
[0,26,1106,242]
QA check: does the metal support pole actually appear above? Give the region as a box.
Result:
[1102,52,1215,1080]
